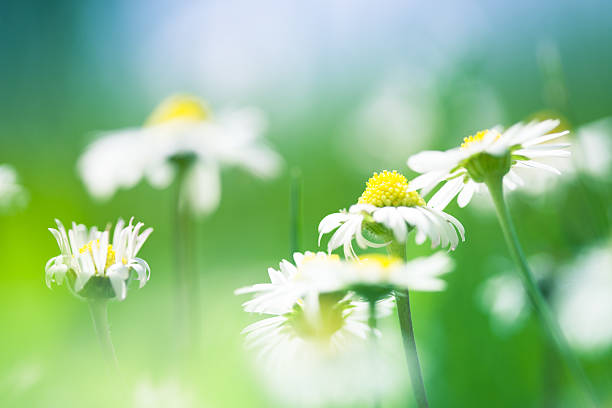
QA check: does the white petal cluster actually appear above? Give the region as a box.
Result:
[236,251,452,313]
[319,203,464,259]
[408,119,570,210]
[0,164,27,211]
[236,252,410,406]
[78,96,282,216]
[45,218,152,301]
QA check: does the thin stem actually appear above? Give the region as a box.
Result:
[87,300,119,373]
[368,300,381,408]
[388,241,429,408]
[289,167,303,256]
[368,300,378,333]
[174,157,200,355]
[485,176,598,407]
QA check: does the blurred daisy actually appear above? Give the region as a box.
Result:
[78,94,282,215]
[478,255,554,335]
[236,251,451,405]
[318,170,464,258]
[555,244,612,354]
[407,119,570,210]
[574,117,612,179]
[45,218,152,301]
[0,164,27,211]
[236,251,451,312]
[134,378,194,408]
[238,270,398,406]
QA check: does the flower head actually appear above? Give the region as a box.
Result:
[358,170,425,207]
[45,218,152,301]
[236,252,401,405]
[318,170,465,258]
[78,94,282,216]
[407,119,570,210]
[145,94,210,126]
[236,251,451,315]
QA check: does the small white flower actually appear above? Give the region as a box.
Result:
[408,119,570,210]
[45,218,152,301]
[78,94,282,216]
[318,171,464,258]
[0,164,27,211]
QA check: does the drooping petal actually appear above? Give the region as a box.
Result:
[427,178,464,211]
[457,180,476,208]
[407,150,462,173]
[372,207,407,243]
[185,160,222,216]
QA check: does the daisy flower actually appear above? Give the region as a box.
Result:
[45,218,152,301]
[236,251,451,406]
[407,119,570,210]
[0,164,27,211]
[236,251,451,311]
[78,94,282,215]
[237,253,400,406]
[318,170,465,258]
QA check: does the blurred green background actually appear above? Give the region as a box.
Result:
[1,0,612,407]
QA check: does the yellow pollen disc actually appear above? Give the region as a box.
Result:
[145,94,210,126]
[460,129,501,149]
[358,254,401,269]
[79,239,126,271]
[358,170,425,207]
[301,253,340,265]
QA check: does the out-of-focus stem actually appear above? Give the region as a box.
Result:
[88,299,119,373]
[485,175,598,407]
[387,241,429,408]
[290,167,303,256]
[174,156,200,355]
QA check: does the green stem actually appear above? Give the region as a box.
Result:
[388,241,429,408]
[485,176,598,407]
[88,300,119,373]
[174,157,200,355]
[367,300,381,408]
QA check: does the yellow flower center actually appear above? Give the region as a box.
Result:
[290,293,350,345]
[358,170,425,207]
[79,239,126,272]
[460,129,501,149]
[145,94,210,126]
[358,254,401,269]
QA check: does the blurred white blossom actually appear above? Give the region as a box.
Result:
[134,378,195,408]
[573,117,612,179]
[480,244,612,355]
[0,164,27,212]
[478,255,553,335]
[78,94,282,216]
[555,243,612,354]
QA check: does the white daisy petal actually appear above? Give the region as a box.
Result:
[427,177,464,211]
